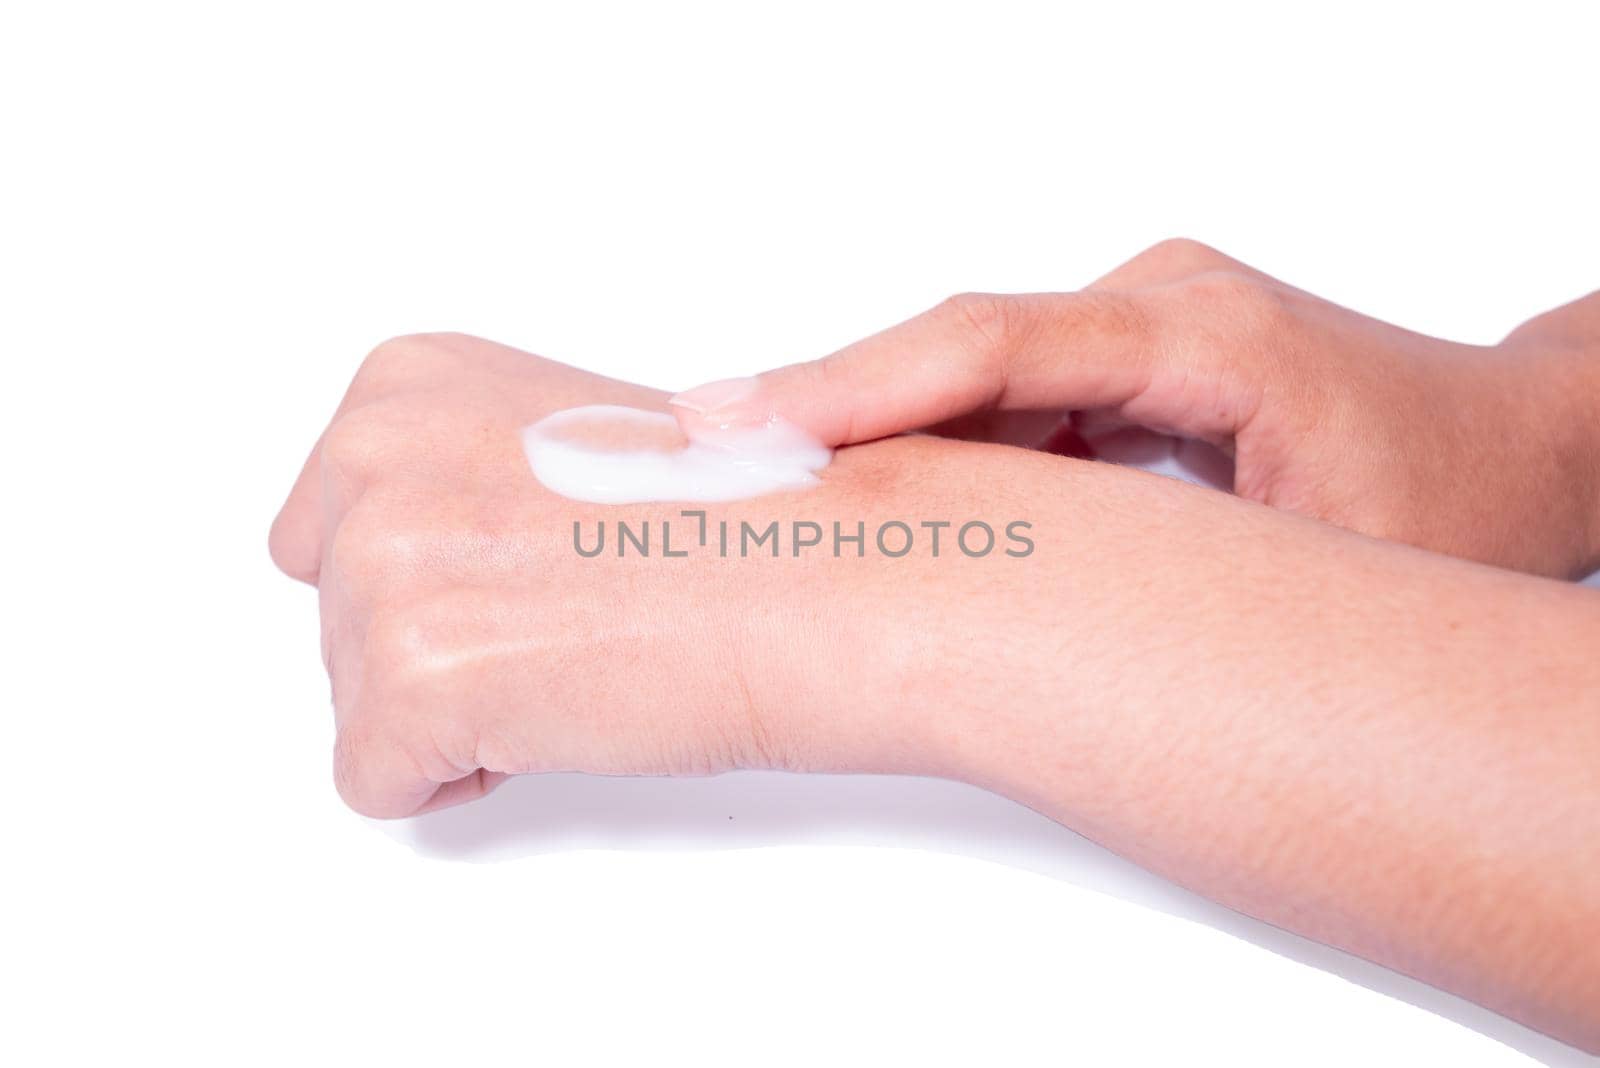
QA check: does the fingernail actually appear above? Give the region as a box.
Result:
[668,376,759,417]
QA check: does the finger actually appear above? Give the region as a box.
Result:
[269,334,464,586]
[268,404,395,586]
[669,290,1184,447]
[270,388,371,587]
[332,719,499,819]
[414,769,508,815]
[268,433,330,584]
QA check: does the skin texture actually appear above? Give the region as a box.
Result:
[671,239,1600,578]
[271,311,1600,1048]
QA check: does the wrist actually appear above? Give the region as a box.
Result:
[1500,296,1600,575]
[1537,341,1600,576]
[746,434,1037,779]
[1576,358,1600,574]
[706,443,933,776]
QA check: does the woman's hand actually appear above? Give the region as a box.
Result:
[670,239,1600,578]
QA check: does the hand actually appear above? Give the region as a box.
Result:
[267,333,882,817]
[669,239,1600,577]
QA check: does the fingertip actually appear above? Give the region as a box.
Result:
[667,375,760,420]
[668,372,837,445]
[669,368,858,448]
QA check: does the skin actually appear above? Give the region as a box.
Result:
[270,256,1600,1049]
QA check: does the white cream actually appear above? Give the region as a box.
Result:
[522,404,832,504]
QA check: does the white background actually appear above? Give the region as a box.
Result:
[3,2,1596,1064]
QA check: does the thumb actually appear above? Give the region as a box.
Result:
[668,291,1183,447]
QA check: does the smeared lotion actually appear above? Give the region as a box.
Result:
[522,405,832,504]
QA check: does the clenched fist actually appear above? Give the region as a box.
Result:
[268,334,892,816]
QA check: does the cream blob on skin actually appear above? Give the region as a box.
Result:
[522,404,832,504]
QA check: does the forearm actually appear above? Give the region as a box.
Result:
[796,436,1600,1049]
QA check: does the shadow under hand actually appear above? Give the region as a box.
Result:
[396,770,1581,1066]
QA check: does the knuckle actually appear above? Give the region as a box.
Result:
[324,492,423,598]
[329,609,456,817]
[1181,268,1263,305]
[1183,270,1295,340]
[356,332,469,388]
[319,403,403,482]
[363,331,459,366]
[357,595,465,710]
[1137,237,1228,274]
[934,293,1034,388]
[937,292,1021,349]
[343,597,480,794]
[360,599,436,690]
